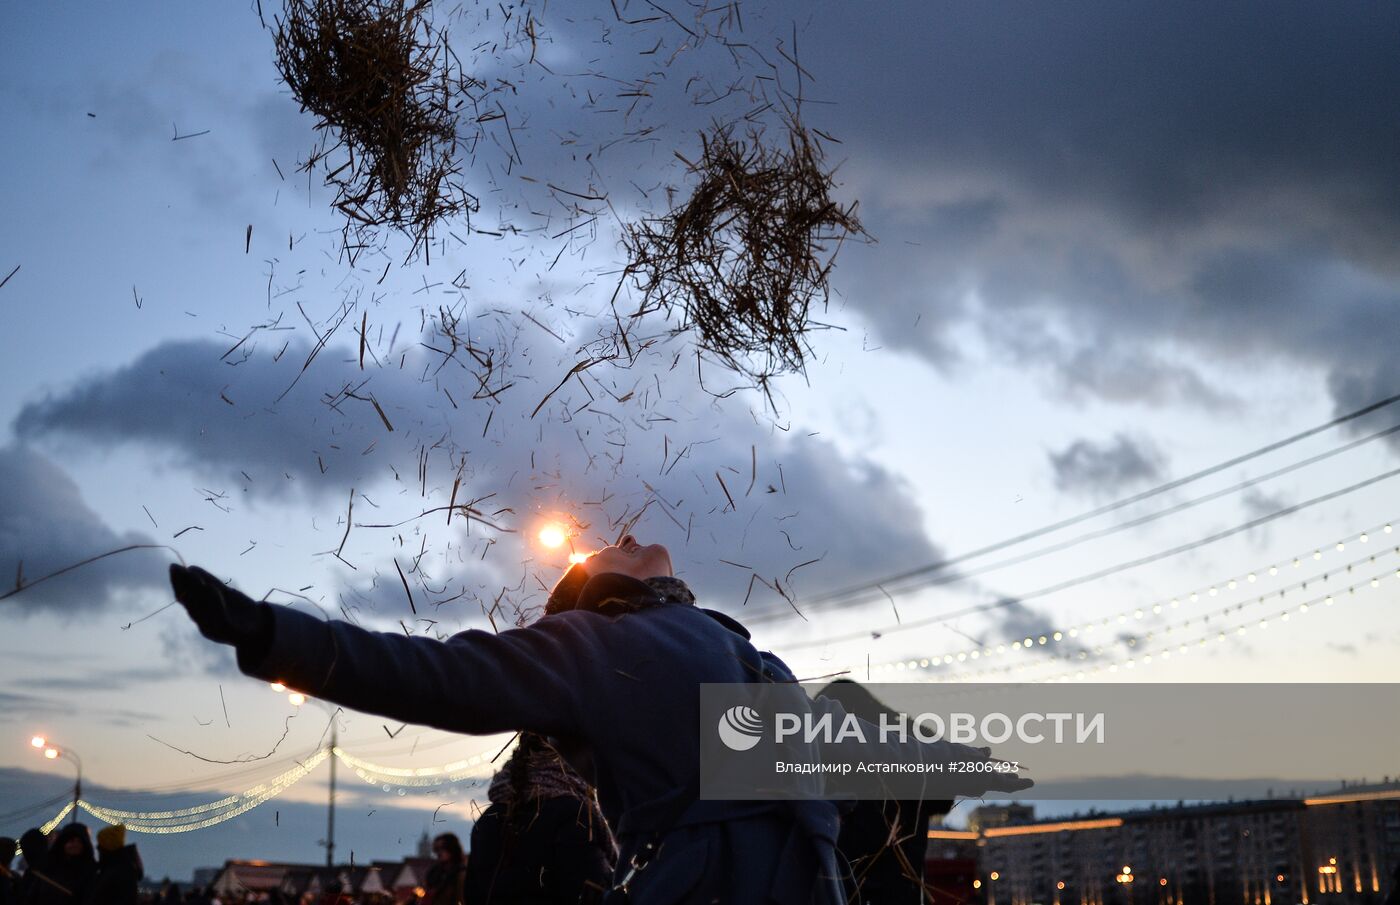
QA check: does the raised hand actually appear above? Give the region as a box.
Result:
[169,564,268,647]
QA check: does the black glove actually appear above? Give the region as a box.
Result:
[169,564,272,648]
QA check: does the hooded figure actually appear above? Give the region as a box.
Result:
[26,824,95,905]
[464,731,615,904]
[169,535,1028,905]
[15,829,48,901]
[84,825,142,905]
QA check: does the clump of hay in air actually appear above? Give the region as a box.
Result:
[273,0,478,256]
[621,117,868,382]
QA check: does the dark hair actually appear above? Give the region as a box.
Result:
[431,832,463,862]
[0,836,16,867]
[544,563,590,616]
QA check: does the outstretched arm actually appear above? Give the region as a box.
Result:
[170,564,588,738]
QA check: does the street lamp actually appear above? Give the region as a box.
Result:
[30,736,82,824]
[268,685,335,868]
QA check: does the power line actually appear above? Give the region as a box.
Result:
[771,388,1400,616]
[781,463,1400,652]
[752,420,1400,624]
[853,529,1398,677]
[0,790,74,825]
[942,563,1398,684]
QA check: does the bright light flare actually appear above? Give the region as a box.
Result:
[44,748,59,759]
[538,525,567,548]
[30,736,46,749]
[568,552,591,565]
[288,693,307,707]
[270,682,286,692]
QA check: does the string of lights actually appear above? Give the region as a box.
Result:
[81,793,240,822]
[72,749,331,834]
[782,467,1400,654]
[749,423,1400,627]
[755,389,1400,619]
[835,521,1398,673]
[334,744,506,788]
[40,802,74,835]
[885,562,1397,684]
[19,744,511,837]
[1027,563,1398,684]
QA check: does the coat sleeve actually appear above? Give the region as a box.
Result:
[235,605,596,738]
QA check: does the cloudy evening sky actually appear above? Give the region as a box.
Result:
[2,0,1399,879]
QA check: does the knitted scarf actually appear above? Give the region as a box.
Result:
[643,575,696,607]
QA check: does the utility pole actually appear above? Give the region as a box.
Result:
[326,725,337,868]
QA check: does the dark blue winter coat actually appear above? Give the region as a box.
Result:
[231,574,981,904]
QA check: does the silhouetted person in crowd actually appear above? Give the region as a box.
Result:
[25,823,96,905]
[15,829,49,901]
[0,837,17,905]
[1384,863,1400,905]
[170,534,1027,904]
[820,680,953,904]
[85,825,142,905]
[423,833,465,905]
[465,732,614,903]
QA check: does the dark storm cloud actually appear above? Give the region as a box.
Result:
[0,445,165,616]
[12,334,945,615]
[785,1,1400,422]
[13,337,437,496]
[1049,434,1166,498]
